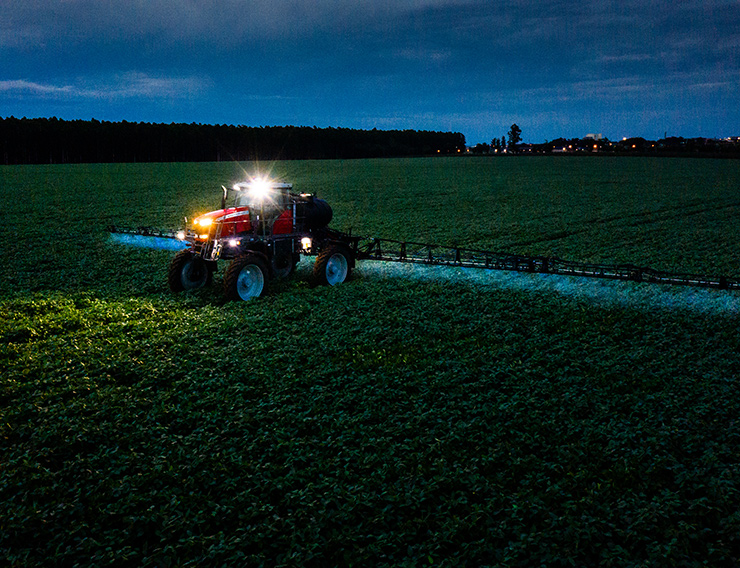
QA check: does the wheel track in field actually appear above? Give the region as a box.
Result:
[510,199,740,248]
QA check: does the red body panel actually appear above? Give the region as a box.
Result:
[271,209,293,235]
[196,206,293,238]
[197,207,252,237]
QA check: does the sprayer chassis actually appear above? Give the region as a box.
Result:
[112,225,740,293]
[109,179,740,298]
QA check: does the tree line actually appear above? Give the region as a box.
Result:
[0,117,467,165]
[469,123,740,158]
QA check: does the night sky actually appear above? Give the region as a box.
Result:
[2,0,738,145]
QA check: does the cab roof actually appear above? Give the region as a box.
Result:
[232,181,293,191]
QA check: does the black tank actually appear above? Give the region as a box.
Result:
[300,196,333,229]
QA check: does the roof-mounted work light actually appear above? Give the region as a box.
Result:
[232,176,275,204]
[247,177,271,201]
[231,177,292,208]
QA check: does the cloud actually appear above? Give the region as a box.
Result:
[6,1,739,86]
[0,80,76,96]
[1,0,454,46]
[511,69,738,107]
[0,74,209,100]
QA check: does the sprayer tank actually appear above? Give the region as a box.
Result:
[300,196,333,229]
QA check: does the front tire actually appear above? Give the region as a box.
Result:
[168,250,212,292]
[313,245,353,286]
[224,254,269,301]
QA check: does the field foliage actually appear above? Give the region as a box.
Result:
[2,157,740,566]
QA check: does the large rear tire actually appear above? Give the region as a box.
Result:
[168,250,212,292]
[224,254,269,301]
[313,245,353,286]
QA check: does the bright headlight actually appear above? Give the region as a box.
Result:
[248,177,271,201]
[196,218,212,227]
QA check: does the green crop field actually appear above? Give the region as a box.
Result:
[2,157,740,566]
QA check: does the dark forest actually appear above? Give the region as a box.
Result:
[0,117,467,164]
